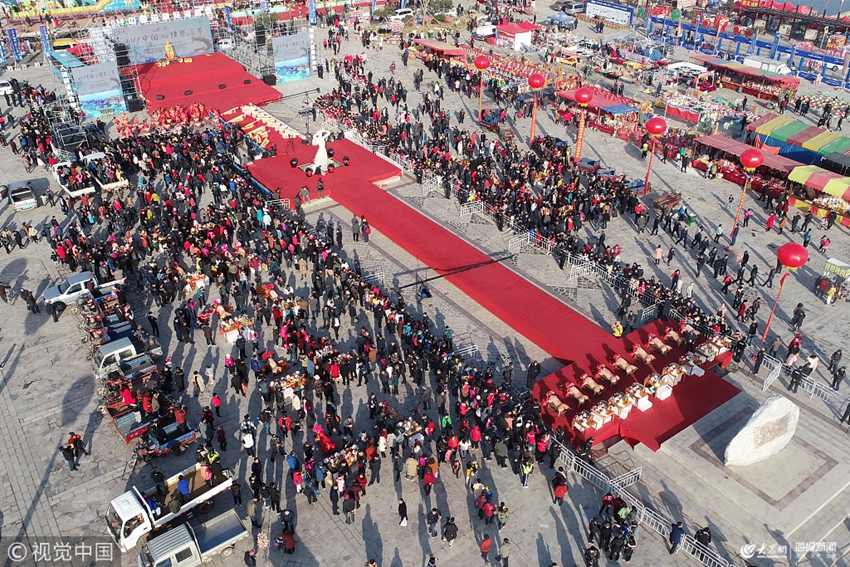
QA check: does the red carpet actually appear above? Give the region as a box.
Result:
[245,137,741,451]
[137,53,282,113]
[247,138,402,202]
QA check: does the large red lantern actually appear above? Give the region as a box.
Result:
[740,148,765,171]
[474,55,490,71]
[574,87,593,105]
[646,116,667,136]
[528,73,545,90]
[777,242,808,270]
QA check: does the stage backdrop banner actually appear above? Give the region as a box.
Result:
[273,33,310,83]
[72,61,127,118]
[585,0,634,26]
[108,17,214,65]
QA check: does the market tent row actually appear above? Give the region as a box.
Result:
[691,55,801,90]
[411,39,466,57]
[788,165,850,202]
[557,86,637,112]
[746,113,850,165]
[695,134,801,172]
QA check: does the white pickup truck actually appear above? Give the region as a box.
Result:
[42,271,126,309]
[106,462,234,552]
[137,510,248,567]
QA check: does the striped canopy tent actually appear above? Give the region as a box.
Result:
[801,131,843,152]
[769,122,812,143]
[788,165,850,202]
[753,115,795,136]
[820,136,850,155]
[745,113,778,132]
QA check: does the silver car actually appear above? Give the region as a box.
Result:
[4,180,37,212]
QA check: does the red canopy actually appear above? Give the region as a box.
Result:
[516,20,540,31]
[412,39,466,56]
[696,134,801,173]
[556,86,636,109]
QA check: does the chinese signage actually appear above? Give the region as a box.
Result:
[7,28,22,61]
[309,0,317,25]
[106,17,214,65]
[272,33,310,83]
[225,6,233,26]
[39,25,51,55]
[71,61,127,118]
[585,0,635,26]
[71,62,121,96]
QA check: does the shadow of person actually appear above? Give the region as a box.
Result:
[361,504,384,565]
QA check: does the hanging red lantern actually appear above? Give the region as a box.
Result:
[646,116,667,136]
[574,87,593,106]
[740,148,765,171]
[777,242,808,270]
[474,55,491,71]
[528,73,545,90]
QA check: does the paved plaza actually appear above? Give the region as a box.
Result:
[0,8,850,567]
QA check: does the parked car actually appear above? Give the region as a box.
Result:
[555,0,586,15]
[0,80,13,96]
[388,8,413,21]
[4,180,37,212]
[473,24,497,40]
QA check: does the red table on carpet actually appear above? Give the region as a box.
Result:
[534,320,739,452]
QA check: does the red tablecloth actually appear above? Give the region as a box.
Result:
[589,120,615,134]
[665,104,700,123]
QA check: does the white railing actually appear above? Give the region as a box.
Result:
[639,304,660,326]
[361,267,385,287]
[610,468,643,491]
[421,173,442,197]
[459,201,485,219]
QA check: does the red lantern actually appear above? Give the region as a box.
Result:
[574,87,593,105]
[777,242,808,270]
[528,73,545,90]
[646,116,667,136]
[740,148,765,170]
[474,55,491,71]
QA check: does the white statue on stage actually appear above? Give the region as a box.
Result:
[311,129,332,172]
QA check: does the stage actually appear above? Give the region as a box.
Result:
[247,137,402,202]
[532,320,739,451]
[136,52,282,112]
[244,136,741,451]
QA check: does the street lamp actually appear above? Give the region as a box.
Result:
[474,55,490,123]
[528,73,545,144]
[643,116,667,198]
[761,242,808,344]
[731,147,764,246]
[573,87,593,163]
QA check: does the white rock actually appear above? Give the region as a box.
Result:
[724,394,799,467]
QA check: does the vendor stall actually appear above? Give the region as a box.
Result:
[787,165,850,223]
[824,259,850,285]
[495,23,533,51]
[691,55,800,100]
[411,39,467,59]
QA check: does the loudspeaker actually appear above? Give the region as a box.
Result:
[243,79,251,85]
[114,43,130,66]
[262,73,276,86]
[184,90,192,95]
[255,27,266,46]
[219,84,226,89]
[156,94,165,100]
[127,98,144,112]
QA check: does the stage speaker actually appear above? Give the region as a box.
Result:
[219,84,227,89]
[243,79,251,85]
[184,90,193,95]
[262,73,276,86]
[127,98,144,112]
[255,27,266,46]
[114,43,130,66]
[156,94,165,100]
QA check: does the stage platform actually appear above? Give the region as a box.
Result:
[247,137,402,203]
[137,52,281,112]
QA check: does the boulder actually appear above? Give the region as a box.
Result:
[724,394,799,467]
